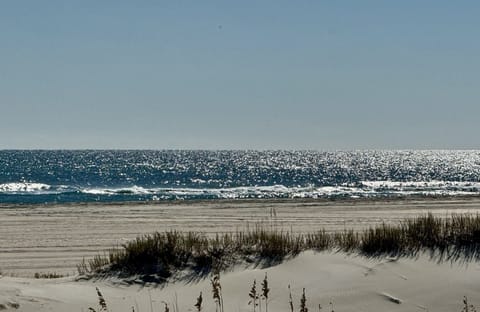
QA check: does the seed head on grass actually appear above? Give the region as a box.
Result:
[211,274,224,312]
[194,291,203,311]
[462,296,477,312]
[212,275,220,302]
[96,287,108,311]
[288,285,294,312]
[88,287,108,312]
[300,288,308,312]
[248,279,259,312]
[161,301,170,312]
[261,273,270,312]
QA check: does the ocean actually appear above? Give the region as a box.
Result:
[1,150,480,204]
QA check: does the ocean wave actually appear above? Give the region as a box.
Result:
[361,180,480,190]
[77,182,480,199]
[82,185,151,195]
[1,181,480,201]
[0,182,54,194]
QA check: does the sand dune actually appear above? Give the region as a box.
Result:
[1,251,479,312]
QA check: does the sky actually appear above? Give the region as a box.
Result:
[1,1,479,150]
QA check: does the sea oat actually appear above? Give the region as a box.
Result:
[261,273,270,312]
[288,285,294,312]
[248,279,259,312]
[194,291,203,311]
[300,288,308,312]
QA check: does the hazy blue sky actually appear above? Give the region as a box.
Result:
[1,1,479,149]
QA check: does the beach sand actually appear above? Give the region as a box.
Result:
[1,198,480,311]
[1,251,479,312]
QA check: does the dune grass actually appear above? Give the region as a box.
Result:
[78,213,480,278]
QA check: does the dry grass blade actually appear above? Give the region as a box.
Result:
[288,285,294,312]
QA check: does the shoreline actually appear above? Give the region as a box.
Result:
[2,193,480,209]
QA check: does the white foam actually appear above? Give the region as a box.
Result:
[82,186,151,195]
[361,180,480,191]
[0,182,52,194]
[3,181,480,200]
[78,182,480,199]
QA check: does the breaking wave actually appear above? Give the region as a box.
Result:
[1,181,480,203]
[0,182,57,194]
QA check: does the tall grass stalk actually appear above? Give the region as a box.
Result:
[261,273,270,312]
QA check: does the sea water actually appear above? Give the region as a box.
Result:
[1,150,479,204]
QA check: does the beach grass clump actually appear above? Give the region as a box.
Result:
[106,231,212,277]
[333,229,360,252]
[402,213,447,252]
[304,230,332,251]
[447,214,480,260]
[236,227,303,259]
[360,223,406,255]
[359,213,480,260]
[83,227,315,276]
[80,213,480,277]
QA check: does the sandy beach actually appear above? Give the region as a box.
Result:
[1,197,480,311]
[1,197,480,277]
